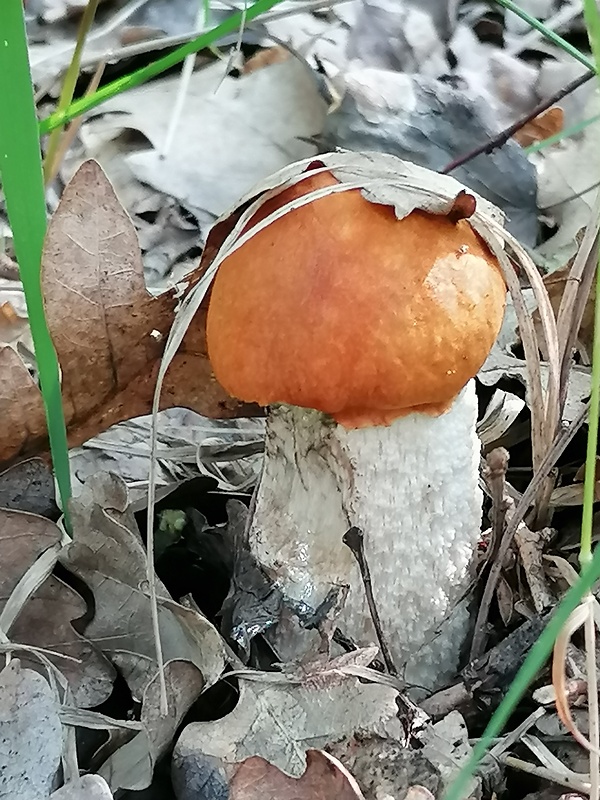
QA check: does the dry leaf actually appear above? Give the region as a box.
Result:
[96,59,325,224]
[495,575,514,626]
[173,671,404,784]
[0,160,255,468]
[243,46,291,75]
[535,95,600,273]
[549,482,600,507]
[99,660,205,793]
[60,471,225,703]
[51,775,114,799]
[513,106,564,147]
[549,455,600,508]
[0,508,114,707]
[575,458,600,482]
[0,346,47,459]
[230,749,365,800]
[480,348,589,425]
[0,300,29,348]
[0,457,57,517]
[0,660,62,798]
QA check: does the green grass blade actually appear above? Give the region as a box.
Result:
[43,0,101,182]
[584,0,600,68]
[39,0,285,135]
[525,112,600,154]
[493,0,596,72]
[580,0,600,569]
[0,1,72,526]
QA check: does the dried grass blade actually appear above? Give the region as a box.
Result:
[472,219,560,492]
[552,600,600,754]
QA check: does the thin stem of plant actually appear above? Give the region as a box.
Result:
[45,62,106,186]
[528,112,600,155]
[540,179,600,211]
[43,0,101,183]
[579,9,600,785]
[585,593,600,800]
[580,0,600,568]
[483,447,510,565]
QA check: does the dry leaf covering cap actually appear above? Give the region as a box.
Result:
[206,154,508,428]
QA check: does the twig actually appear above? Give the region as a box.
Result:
[500,754,590,792]
[483,447,510,565]
[470,401,589,660]
[442,70,594,174]
[342,526,398,677]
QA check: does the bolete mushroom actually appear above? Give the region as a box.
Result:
[205,155,507,689]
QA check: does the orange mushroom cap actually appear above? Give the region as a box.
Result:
[206,170,507,428]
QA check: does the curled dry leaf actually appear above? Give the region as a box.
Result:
[0,507,114,707]
[550,481,600,507]
[479,348,589,426]
[229,749,365,800]
[98,660,206,793]
[0,159,256,468]
[60,471,225,703]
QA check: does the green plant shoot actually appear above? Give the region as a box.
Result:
[0,0,72,526]
[39,0,286,135]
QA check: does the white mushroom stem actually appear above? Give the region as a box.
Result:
[248,380,483,691]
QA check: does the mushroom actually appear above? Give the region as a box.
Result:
[205,154,508,689]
